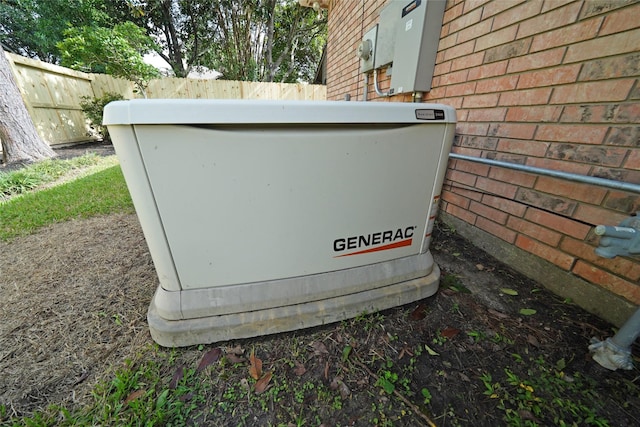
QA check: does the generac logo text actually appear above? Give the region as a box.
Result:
[333,226,416,258]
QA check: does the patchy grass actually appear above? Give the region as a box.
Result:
[2,280,638,427]
[0,164,133,241]
[0,154,110,200]
[480,355,610,426]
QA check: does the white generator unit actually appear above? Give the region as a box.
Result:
[103,100,456,347]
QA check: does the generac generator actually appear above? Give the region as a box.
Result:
[103,99,456,347]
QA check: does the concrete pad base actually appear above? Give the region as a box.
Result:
[148,265,439,347]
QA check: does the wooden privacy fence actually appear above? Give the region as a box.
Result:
[6,52,327,146]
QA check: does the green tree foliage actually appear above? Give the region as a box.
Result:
[1,0,326,84]
[0,0,111,62]
[267,1,327,82]
[57,22,160,95]
[203,0,326,82]
[131,0,326,82]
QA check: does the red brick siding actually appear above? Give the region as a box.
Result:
[326,0,640,305]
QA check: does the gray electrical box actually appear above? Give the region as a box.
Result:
[360,0,445,95]
[374,1,406,68]
[358,26,378,73]
[389,0,446,94]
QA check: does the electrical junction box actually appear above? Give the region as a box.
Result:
[104,99,456,347]
[358,25,378,73]
[389,0,446,94]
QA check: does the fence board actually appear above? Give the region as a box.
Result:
[7,53,96,146]
[6,53,326,147]
[90,74,136,99]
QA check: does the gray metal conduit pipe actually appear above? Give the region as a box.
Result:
[373,69,390,98]
[448,153,640,194]
[363,73,368,102]
[448,152,640,370]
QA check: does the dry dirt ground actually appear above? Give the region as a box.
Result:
[1,144,639,425]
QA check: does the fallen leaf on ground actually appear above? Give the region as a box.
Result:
[226,353,245,364]
[425,344,439,356]
[341,345,352,362]
[169,365,185,389]
[196,347,222,373]
[124,389,145,405]
[519,308,537,316]
[527,334,540,347]
[255,371,272,394]
[333,332,343,343]
[293,360,306,376]
[561,372,575,383]
[310,341,329,356]
[249,349,263,380]
[330,376,351,399]
[501,288,519,296]
[410,303,428,320]
[226,345,244,355]
[441,327,460,339]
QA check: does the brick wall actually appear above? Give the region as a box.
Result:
[325,0,640,320]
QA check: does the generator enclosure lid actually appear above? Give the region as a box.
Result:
[103,99,456,125]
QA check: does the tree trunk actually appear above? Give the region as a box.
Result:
[159,0,187,78]
[0,48,56,165]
